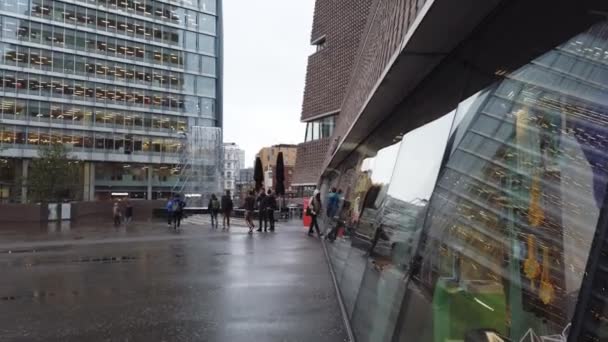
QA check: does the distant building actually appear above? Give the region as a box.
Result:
[223,143,245,193]
[255,144,297,195]
[234,167,254,205]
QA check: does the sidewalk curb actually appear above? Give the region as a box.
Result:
[321,239,355,342]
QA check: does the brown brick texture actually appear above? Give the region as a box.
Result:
[292,138,331,186]
[326,0,426,164]
[301,0,374,120]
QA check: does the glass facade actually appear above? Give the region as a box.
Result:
[0,0,221,200]
[324,21,608,342]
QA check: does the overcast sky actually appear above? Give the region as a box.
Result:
[222,0,315,167]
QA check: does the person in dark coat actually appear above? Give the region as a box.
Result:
[244,190,256,233]
[263,189,277,232]
[256,189,268,232]
[221,190,234,230]
[207,194,220,229]
[308,190,323,237]
[124,199,133,224]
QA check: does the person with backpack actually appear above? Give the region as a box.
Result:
[244,190,256,234]
[208,194,220,229]
[263,189,277,232]
[168,194,185,230]
[221,190,234,230]
[256,189,268,232]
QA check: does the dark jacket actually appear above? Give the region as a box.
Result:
[244,195,256,211]
[309,196,321,216]
[208,197,220,213]
[263,194,277,211]
[221,195,233,212]
[256,193,267,210]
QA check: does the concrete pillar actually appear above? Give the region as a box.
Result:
[89,163,95,201]
[82,162,95,201]
[20,159,28,204]
[147,165,152,200]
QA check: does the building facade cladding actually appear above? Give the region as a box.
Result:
[301,0,373,120]
[292,138,329,186]
[0,0,223,201]
[314,0,608,341]
[324,0,426,166]
[293,0,373,188]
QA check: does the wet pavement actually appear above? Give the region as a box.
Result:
[0,217,347,342]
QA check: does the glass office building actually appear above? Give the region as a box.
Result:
[0,0,222,201]
[325,21,608,342]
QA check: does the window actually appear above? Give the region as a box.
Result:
[199,34,215,55]
[197,77,215,97]
[201,56,216,76]
[200,0,217,14]
[304,115,336,142]
[185,52,199,72]
[313,36,326,52]
[198,14,216,35]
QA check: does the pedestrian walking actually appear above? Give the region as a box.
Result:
[244,190,256,233]
[124,199,133,224]
[264,189,277,232]
[166,197,174,226]
[113,202,122,227]
[221,190,234,230]
[307,190,323,237]
[167,194,185,230]
[326,187,340,220]
[208,194,220,229]
[256,189,267,232]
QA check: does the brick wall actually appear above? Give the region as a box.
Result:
[326,0,426,167]
[301,0,374,120]
[292,138,331,186]
[0,203,44,225]
[72,200,165,223]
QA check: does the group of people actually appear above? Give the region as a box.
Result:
[243,188,278,234]
[206,190,234,230]
[166,194,187,230]
[307,187,343,238]
[112,199,134,227]
[162,187,343,237]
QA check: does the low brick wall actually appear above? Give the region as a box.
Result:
[0,203,45,226]
[72,200,165,223]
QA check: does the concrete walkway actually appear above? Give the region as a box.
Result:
[0,217,347,342]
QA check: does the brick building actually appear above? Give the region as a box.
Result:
[292,0,373,194]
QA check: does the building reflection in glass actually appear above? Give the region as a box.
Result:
[325,20,608,342]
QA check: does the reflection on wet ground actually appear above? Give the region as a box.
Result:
[0,217,346,342]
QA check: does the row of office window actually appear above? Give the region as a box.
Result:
[0,71,215,112]
[0,124,185,155]
[0,99,217,133]
[0,0,216,39]
[0,16,216,61]
[1,0,216,19]
[0,46,215,93]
